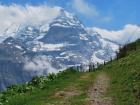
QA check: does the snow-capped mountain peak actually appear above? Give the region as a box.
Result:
[50,9,85,28]
[0,9,119,90]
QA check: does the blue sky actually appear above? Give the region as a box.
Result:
[0,0,139,30]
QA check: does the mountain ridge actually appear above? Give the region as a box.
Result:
[0,9,118,90]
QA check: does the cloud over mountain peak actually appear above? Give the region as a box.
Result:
[0,4,61,34]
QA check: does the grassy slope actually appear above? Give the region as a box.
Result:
[0,40,140,105]
[1,70,99,105]
[101,49,140,105]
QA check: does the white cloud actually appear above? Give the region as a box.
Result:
[24,56,57,75]
[72,0,112,23]
[73,0,99,17]
[0,4,61,35]
[92,24,140,44]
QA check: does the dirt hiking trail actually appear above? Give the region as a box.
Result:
[88,72,112,105]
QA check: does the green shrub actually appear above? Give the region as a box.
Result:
[47,73,56,81]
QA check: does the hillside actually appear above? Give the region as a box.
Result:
[0,39,140,105]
